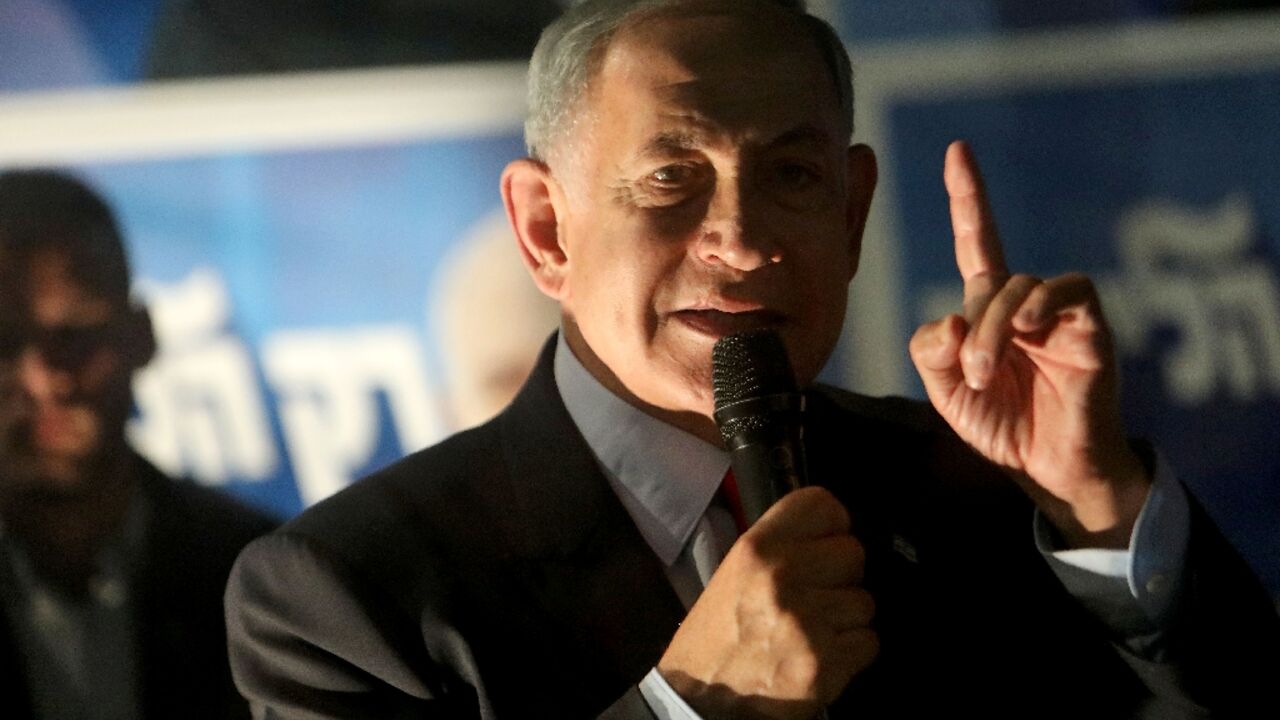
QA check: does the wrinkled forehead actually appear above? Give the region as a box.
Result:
[592,5,843,144]
[0,249,116,326]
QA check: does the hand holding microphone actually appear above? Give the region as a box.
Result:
[657,330,877,720]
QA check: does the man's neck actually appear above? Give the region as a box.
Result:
[0,448,138,594]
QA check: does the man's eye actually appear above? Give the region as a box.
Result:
[638,163,709,206]
[766,161,832,211]
[649,164,697,187]
[773,162,819,189]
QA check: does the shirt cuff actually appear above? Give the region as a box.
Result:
[639,668,704,720]
[1034,449,1190,626]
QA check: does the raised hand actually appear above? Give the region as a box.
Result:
[658,487,877,720]
[908,141,1150,549]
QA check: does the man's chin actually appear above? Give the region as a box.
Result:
[0,452,98,500]
[632,368,722,442]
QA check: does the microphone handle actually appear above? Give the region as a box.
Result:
[726,421,807,525]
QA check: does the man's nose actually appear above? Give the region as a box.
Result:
[16,347,74,401]
[694,179,781,272]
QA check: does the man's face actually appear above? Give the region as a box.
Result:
[547,4,874,425]
[0,250,143,495]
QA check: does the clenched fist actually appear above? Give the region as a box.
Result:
[658,487,876,720]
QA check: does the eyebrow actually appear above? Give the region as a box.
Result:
[638,123,833,160]
[640,129,707,158]
[770,124,832,149]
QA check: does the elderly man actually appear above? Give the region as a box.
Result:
[225,1,1278,718]
[0,170,277,719]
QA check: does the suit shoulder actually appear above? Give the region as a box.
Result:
[136,455,279,632]
[811,384,944,437]
[290,418,500,524]
[808,385,1017,499]
[275,419,510,570]
[137,457,279,547]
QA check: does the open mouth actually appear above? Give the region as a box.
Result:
[672,308,786,339]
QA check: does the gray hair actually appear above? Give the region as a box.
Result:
[524,0,853,161]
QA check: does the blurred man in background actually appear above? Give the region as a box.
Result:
[0,170,276,720]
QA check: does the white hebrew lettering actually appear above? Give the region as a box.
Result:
[127,268,277,484]
[1115,194,1280,404]
[262,326,444,506]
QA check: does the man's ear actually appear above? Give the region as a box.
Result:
[844,143,878,279]
[501,158,569,300]
[124,302,157,371]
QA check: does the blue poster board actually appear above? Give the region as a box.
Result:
[851,19,1280,591]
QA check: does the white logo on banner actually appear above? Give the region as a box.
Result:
[262,327,444,506]
[127,268,278,484]
[916,195,1280,405]
[1107,194,1280,404]
[128,268,447,506]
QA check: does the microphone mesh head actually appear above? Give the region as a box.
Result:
[712,329,798,412]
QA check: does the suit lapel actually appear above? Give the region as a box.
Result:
[495,337,685,705]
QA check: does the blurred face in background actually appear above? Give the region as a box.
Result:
[0,249,147,497]
[433,211,561,429]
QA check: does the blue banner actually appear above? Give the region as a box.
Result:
[860,22,1280,591]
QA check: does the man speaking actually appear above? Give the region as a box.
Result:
[225,1,1278,717]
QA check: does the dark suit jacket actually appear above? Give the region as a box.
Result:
[0,454,278,720]
[226,339,1279,719]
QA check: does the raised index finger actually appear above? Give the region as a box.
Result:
[945,140,1008,281]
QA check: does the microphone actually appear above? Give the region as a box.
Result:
[711,329,808,525]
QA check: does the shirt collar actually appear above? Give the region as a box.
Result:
[554,332,729,566]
